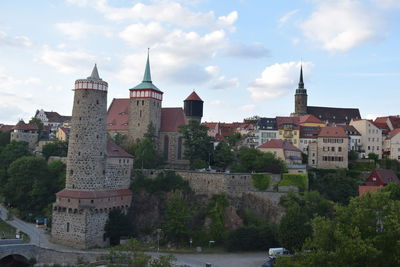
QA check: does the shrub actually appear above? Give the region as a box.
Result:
[278,173,308,191]
[251,174,271,191]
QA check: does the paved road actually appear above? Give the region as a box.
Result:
[1,204,267,266]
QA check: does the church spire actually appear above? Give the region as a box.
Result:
[298,65,304,89]
[88,63,102,80]
[142,48,152,83]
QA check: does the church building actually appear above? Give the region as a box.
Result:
[107,52,204,168]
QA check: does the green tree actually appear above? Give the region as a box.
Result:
[0,131,11,148]
[0,141,30,169]
[47,160,66,193]
[4,156,50,215]
[226,132,242,148]
[206,194,229,242]
[105,209,134,246]
[213,141,234,169]
[42,140,68,160]
[28,117,44,132]
[133,138,163,169]
[368,152,379,161]
[110,132,127,146]
[232,147,287,173]
[163,190,192,246]
[179,120,213,169]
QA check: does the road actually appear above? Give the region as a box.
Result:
[1,204,268,266]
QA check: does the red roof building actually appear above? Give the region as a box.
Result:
[0,124,14,132]
[359,169,400,195]
[257,139,302,165]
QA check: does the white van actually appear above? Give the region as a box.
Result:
[268,247,289,256]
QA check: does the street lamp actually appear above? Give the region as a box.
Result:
[156,228,162,252]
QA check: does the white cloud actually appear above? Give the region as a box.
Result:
[205,66,220,77]
[0,31,33,48]
[40,46,100,74]
[278,9,298,27]
[370,0,400,8]
[300,0,384,52]
[119,22,166,47]
[240,104,255,111]
[55,21,111,40]
[91,0,237,30]
[247,61,313,101]
[212,76,239,90]
[210,99,221,105]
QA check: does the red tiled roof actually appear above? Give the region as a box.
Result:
[372,169,400,184]
[337,125,361,136]
[185,91,203,101]
[257,139,301,152]
[160,108,186,132]
[276,116,300,130]
[374,117,388,124]
[0,124,14,132]
[56,189,133,199]
[202,122,218,130]
[388,128,400,138]
[318,126,347,138]
[107,141,133,158]
[13,120,38,131]
[107,98,130,131]
[299,114,323,124]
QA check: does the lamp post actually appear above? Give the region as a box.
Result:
[156,228,162,252]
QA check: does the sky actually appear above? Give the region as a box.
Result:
[1,0,400,124]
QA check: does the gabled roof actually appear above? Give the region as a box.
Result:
[318,126,347,138]
[337,125,361,136]
[42,111,71,123]
[0,124,14,132]
[107,98,130,131]
[258,139,301,153]
[59,127,70,134]
[372,169,400,185]
[13,120,38,131]
[202,122,218,130]
[185,91,203,101]
[160,108,186,132]
[276,116,300,129]
[107,141,133,158]
[299,114,323,124]
[388,128,400,139]
[307,106,361,124]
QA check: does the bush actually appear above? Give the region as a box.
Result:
[348,161,375,171]
[278,173,308,191]
[131,171,191,193]
[226,224,279,251]
[251,174,271,191]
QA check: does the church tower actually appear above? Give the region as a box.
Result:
[128,50,163,143]
[184,91,203,122]
[293,65,308,116]
[52,65,132,249]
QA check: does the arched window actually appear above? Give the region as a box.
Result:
[177,136,183,160]
[163,135,169,160]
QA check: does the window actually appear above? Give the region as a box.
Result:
[142,100,144,105]
[338,147,342,152]
[67,222,70,232]
[331,147,335,152]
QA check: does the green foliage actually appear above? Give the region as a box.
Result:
[0,141,30,169]
[149,255,176,267]
[109,132,127,146]
[42,140,68,160]
[348,160,375,171]
[251,173,271,191]
[163,190,192,246]
[179,120,213,169]
[379,158,400,174]
[226,224,279,252]
[233,147,287,173]
[28,117,44,132]
[132,138,163,169]
[132,171,191,193]
[308,169,359,204]
[213,141,234,169]
[0,131,11,148]
[348,150,359,161]
[278,173,308,191]
[0,219,17,239]
[206,194,229,242]
[191,159,208,169]
[278,191,334,251]
[226,132,242,148]
[368,152,379,161]
[105,209,134,246]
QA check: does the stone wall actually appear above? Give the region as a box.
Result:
[105,157,132,189]
[10,132,38,150]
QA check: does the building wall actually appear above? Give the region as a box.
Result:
[315,137,348,169]
[308,141,318,168]
[278,128,300,147]
[295,92,307,115]
[255,129,278,146]
[159,132,189,167]
[299,138,315,154]
[258,147,285,162]
[128,97,161,143]
[10,132,38,150]
[387,134,400,160]
[105,157,133,189]
[350,120,382,158]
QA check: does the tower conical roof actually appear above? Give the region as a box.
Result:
[131,50,161,92]
[185,91,203,102]
[87,64,102,81]
[298,65,304,89]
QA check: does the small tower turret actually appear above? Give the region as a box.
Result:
[184,91,203,122]
[128,50,163,143]
[293,65,308,116]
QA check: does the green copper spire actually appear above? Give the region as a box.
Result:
[142,48,152,83]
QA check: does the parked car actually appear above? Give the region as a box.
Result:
[268,247,289,256]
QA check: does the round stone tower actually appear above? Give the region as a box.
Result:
[128,50,163,143]
[184,91,203,122]
[65,65,108,190]
[52,65,133,249]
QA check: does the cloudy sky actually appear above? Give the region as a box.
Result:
[1,0,400,124]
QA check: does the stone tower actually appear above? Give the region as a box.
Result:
[184,91,203,122]
[293,65,308,116]
[128,50,163,143]
[52,65,132,249]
